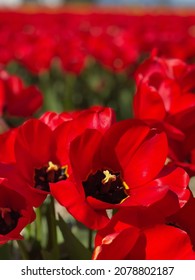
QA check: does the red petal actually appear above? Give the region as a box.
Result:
[158,79,181,112]
[0,79,6,116]
[77,106,116,133]
[168,194,195,249]
[129,165,189,207]
[40,111,73,130]
[144,224,195,260]
[0,128,17,163]
[50,178,109,230]
[92,227,139,260]
[0,180,36,244]
[7,86,43,117]
[1,167,47,207]
[100,119,150,172]
[69,129,103,180]
[133,82,166,121]
[163,122,185,141]
[52,121,73,165]
[170,93,195,115]
[15,119,53,182]
[54,106,114,166]
[121,129,168,187]
[167,94,195,130]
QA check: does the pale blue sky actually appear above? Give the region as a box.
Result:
[0,0,195,6]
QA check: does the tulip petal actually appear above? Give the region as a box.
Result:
[70,129,103,181]
[50,178,109,230]
[133,82,166,120]
[15,119,53,182]
[143,224,195,260]
[93,227,139,260]
[120,129,168,187]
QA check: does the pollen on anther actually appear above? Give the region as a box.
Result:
[101,170,116,184]
[47,161,59,172]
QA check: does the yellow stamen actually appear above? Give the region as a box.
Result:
[61,165,69,178]
[47,161,59,172]
[101,170,116,184]
[123,181,130,196]
[165,157,172,165]
[123,181,129,190]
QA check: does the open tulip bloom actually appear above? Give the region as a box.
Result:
[51,119,190,230]
[0,106,116,207]
[0,178,35,245]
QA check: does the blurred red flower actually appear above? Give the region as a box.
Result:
[87,26,138,72]
[0,70,43,117]
[133,52,195,175]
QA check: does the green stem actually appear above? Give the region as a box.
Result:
[88,229,93,252]
[49,196,60,259]
[17,240,29,260]
[39,71,63,112]
[24,223,31,240]
[36,207,42,245]
[63,74,76,111]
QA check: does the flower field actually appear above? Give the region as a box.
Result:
[1,6,195,260]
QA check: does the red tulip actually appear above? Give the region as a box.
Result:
[1,106,115,207]
[51,119,189,230]
[0,70,43,117]
[133,53,195,175]
[0,177,35,245]
[87,27,138,72]
[14,32,55,74]
[134,53,195,130]
[93,206,195,260]
[40,105,116,131]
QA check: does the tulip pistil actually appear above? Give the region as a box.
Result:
[83,169,128,204]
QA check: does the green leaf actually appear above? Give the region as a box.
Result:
[57,215,92,260]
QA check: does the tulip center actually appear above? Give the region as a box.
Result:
[83,169,129,204]
[34,161,68,192]
[0,207,21,235]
